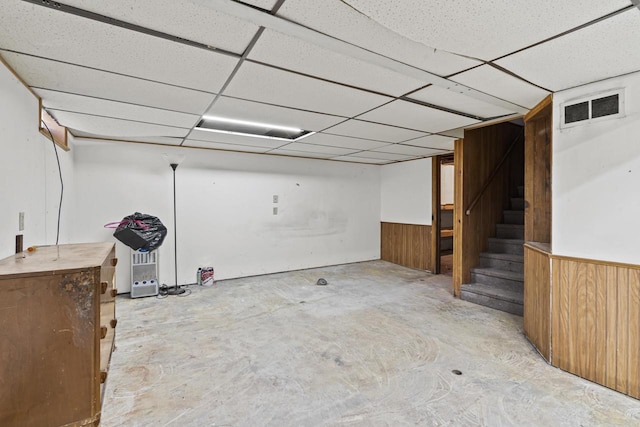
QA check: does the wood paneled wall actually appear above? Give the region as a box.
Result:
[381,222,431,271]
[453,123,523,295]
[551,257,640,399]
[524,243,552,361]
[524,95,552,243]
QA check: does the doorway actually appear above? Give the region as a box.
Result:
[431,154,455,275]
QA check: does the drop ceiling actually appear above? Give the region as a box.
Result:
[1,0,638,165]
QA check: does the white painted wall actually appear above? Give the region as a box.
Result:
[553,70,640,264]
[441,164,454,205]
[72,140,381,292]
[0,61,75,259]
[380,158,432,225]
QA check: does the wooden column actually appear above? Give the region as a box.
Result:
[524,95,552,243]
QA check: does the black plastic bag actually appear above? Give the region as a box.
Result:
[112,212,167,251]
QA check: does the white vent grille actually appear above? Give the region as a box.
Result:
[561,89,624,128]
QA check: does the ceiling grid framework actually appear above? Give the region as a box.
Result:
[0,0,638,164]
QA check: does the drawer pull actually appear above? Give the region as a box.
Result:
[100,326,107,339]
[110,319,118,329]
[111,258,118,266]
[101,282,108,294]
[100,371,107,383]
[110,288,117,298]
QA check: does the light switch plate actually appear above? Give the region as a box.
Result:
[19,212,24,231]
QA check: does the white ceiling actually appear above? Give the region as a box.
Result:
[58,0,262,54]
[1,0,638,165]
[343,0,632,60]
[248,29,428,96]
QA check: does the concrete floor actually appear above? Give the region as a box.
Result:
[102,261,640,426]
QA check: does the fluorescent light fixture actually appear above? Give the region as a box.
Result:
[196,115,311,141]
[294,131,315,142]
[194,127,315,142]
[202,115,302,133]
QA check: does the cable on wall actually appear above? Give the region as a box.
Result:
[41,120,64,245]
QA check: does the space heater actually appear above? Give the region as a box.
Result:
[130,249,159,298]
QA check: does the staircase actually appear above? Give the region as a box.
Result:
[461,186,524,316]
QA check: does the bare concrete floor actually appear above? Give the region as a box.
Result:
[102,261,640,426]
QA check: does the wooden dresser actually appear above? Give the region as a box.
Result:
[0,243,117,427]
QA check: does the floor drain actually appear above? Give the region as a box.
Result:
[452,370,462,375]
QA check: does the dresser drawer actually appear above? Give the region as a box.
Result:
[100,248,118,302]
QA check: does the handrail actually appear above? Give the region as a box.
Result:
[465,133,523,216]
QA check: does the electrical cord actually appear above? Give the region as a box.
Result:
[157,283,192,298]
[40,120,64,245]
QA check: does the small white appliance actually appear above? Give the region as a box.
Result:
[130,249,159,298]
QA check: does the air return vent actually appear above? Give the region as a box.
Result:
[196,116,312,141]
[561,89,624,128]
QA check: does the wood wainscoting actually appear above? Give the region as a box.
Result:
[524,243,552,361]
[552,256,640,398]
[381,222,431,271]
[525,246,640,399]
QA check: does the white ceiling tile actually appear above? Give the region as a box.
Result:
[188,129,286,150]
[302,133,390,150]
[224,62,392,117]
[408,85,516,118]
[182,139,271,153]
[268,149,333,159]
[72,132,184,146]
[61,0,260,54]
[373,144,446,157]
[353,151,416,161]
[278,0,480,76]
[402,135,456,151]
[241,1,279,10]
[496,9,640,92]
[274,143,358,156]
[35,89,200,128]
[451,65,550,109]
[248,29,428,96]
[208,96,346,132]
[440,128,465,139]
[357,100,479,133]
[332,156,392,164]
[323,119,427,143]
[1,51,214,114]
[0,1,239,92]
[51,111,189,138]
[344,0,631,60]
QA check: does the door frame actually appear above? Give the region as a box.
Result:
[431,156,441,274]
[431,154,455,275]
